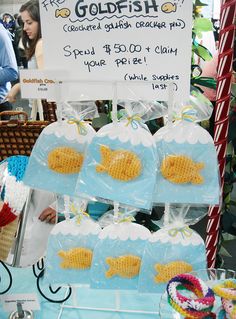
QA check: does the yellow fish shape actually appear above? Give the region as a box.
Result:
[154,261,193,283]
[161,2,177,13]
[55,8,71,18]
[105,255,141,279]
[48,146,84,174]
[96,145,142,181]
[58,247,93,269]
[161,154,204,184]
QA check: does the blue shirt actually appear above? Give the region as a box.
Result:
[0,24,18,103]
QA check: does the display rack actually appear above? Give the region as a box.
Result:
[36,269,72,303]
[32,258,45,278]
[56,286,160,319]
[33,79,175,310]
[51,79,176,123]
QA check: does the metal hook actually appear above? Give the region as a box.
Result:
[36,269,72,303]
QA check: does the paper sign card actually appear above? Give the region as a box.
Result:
[1,293,40,312]
[20,69,68,100]
[39,0,193,101]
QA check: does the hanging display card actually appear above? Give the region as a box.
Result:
[20,70,68,100]
[39,0,193,101]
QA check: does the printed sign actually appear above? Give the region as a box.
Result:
[1,293,40,312]
[20,69,68,100]
[39,0,193,101]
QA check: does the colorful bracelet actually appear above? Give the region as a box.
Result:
[213,281,236,319]
[213,280,236,301]
[167,273,215,319]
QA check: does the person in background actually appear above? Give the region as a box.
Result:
[0,21,18,119]
[6,0,43,118]
[13,13,19,27]
[13,15,28,69]
[39,205,57,224]
[1,13,15,39]
[6,0,56,223]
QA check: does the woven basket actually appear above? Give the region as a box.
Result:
[0,110,49,161]
[41,100,57,122]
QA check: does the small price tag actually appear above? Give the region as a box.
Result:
[1,293,40,312]
[20,69,68,100]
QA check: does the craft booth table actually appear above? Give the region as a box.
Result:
[0,0,236,318]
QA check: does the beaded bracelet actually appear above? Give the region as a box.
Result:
[212,280,236,301]
[167,273,215,319]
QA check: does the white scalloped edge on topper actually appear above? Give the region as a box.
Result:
[99,222,151,241]
[154,121,213,144]
[51,218,101,236]
[43,121,96,143]
[97,121,155,147]
[149,225,204,246]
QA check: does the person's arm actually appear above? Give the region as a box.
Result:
[6,38,44,103]
[5,82,20,103]
[35,38,44,70]
[0,27,18,85]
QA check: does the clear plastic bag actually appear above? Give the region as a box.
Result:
[173,86,214,122]
[45,201,101,286]
[76,100,159,210]
[90,213,151,290]
[118,99,168,122]
[153,106,220,205]
[23,102,96,196]
[138,205,207,294]
[98,207,138,228]
[62,101,99,120]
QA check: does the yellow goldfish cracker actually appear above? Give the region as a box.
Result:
[58,247,93,269]
[154,261,193,283]
[161,155,204,185]
[55,8,71,18]
[96,145,142,181]
[48,147,84,174]
[105,255,141,279]
[161,2,177,13]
